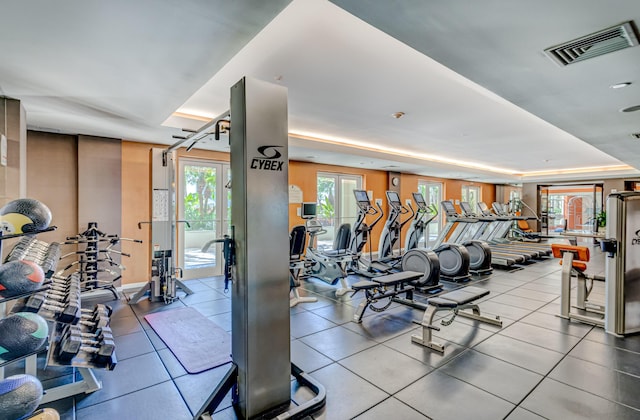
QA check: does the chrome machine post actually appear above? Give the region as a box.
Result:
[230,77,291,417]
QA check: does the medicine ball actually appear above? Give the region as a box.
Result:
[0,374,43,420]
[0,198,52,234]
[0,313,48,362]
[0,260,45,298]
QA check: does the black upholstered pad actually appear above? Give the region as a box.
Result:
[375,271,423,284]
[439,286,489,305]
[428,298,458,308]
[352,280,380,290]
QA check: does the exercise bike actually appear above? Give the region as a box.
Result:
[301,203,355,296]
[349,190,441,291]
[405,192,472,282]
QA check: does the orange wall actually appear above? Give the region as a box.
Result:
[400,173,495,242]
[288,161,387,252]
[287,164,496,253]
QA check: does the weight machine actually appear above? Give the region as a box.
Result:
[141,77,325,419]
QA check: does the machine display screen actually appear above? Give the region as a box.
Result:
[413,192,426,206]
[459,202,472,214]
[301,202,317,219]
[354,190,370,204]
[387,191,401,204]
[441,200,457,214]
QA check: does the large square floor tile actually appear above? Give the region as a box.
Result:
[75,352,171,409]
[498,321,581,353]
[291,339,333,373]
[383,330,467,368]
[549,356,640,410]
[290,311,337,338]
[396,370,514,420]
[474,334,564,375]
[519,311,593,338]
[300,325,377,360]
[569,338,640,376]
[354,397,428,419]
[439,349,543,404]
[340,345,432,394]
[75,381,191,420]
[521,378,640,420]
[308,363,388,420]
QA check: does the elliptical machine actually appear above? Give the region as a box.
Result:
[378,191,414,259]
[405,192,472,281]
[349,190,441,291]
[438,200,493,275]
[301,202,355,296]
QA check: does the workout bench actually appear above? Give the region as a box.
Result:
[351,271,425,323]
[551,243,605,327]
[411,286,502,352]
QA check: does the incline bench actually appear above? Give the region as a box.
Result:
[411,286,502,353]
[351,271,426,323]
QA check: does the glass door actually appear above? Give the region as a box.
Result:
[316,173,362,249]
[418,181,443,247]
[177,159,230,279]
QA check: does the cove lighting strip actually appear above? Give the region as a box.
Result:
[171,112,634,178]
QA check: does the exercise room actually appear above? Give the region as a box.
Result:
[1,1,640,419]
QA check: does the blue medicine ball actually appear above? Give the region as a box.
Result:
[0,374,43,420]
[0,313,49,362]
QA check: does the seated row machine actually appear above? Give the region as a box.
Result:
[551,243,604,327]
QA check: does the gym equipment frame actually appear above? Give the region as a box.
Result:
[162,77,325,419]
[603,192,640,336]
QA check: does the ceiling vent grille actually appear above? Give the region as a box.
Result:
[544,21,639,66]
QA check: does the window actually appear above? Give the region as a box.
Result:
[316,173,362,247]
[418,181,443,247]
[461,185,481,213]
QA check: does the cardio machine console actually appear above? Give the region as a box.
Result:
[441,200,459,217]
[386,191,402,209]
[353,190,372,211]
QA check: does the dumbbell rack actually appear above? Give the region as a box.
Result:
[58,222,142,299]
[0,228,104,404]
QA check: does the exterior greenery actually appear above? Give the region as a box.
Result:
[184,165,216,231]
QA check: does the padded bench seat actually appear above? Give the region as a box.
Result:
[411,286,502,353]
[351,271,425,322]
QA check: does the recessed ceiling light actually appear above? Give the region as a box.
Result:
[621,105,640,113]
[610,82,632,89]
[391,112,405,119]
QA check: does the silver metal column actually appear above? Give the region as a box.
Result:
[230,77,291,418]
[605,192,640,335]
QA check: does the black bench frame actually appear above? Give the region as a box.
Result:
[411,286,502,352]
[351,270,426,323]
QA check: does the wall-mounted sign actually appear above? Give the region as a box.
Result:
[289,184,303,203]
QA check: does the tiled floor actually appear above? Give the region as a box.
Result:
[12,241,640,419]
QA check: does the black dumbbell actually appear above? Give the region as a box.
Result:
[24,294,81,324]
[56,325,116,364]
[79,308,111,331]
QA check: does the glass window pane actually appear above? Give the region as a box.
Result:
[183,164,217,270]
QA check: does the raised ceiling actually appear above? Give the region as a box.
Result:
[1,0,639,183]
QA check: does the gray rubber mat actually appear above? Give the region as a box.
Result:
[145,307,231,374]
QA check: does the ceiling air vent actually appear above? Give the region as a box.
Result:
[544,21,639,66]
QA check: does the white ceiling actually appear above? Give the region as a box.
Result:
[1,0,640,184]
